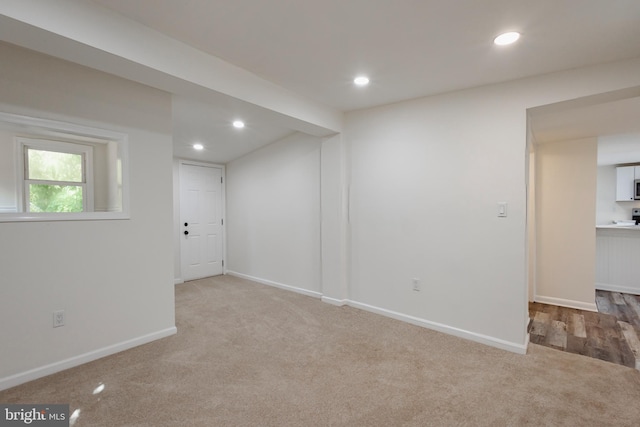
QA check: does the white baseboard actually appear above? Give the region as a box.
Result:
[524,312,531,353]
[190,273,527,355]
[534,295,598,312]
[226,271,323,299]
[347,300,528,355]
[174,278,185,285]
[596,282,640,296]
[0,327,177,391]
[321,296,348,306]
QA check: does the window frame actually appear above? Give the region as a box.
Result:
[0,111,130,223]
[18,138,95,213]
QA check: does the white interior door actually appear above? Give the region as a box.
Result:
[180,163,223,281]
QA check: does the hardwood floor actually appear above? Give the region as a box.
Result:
[528,290,640,369]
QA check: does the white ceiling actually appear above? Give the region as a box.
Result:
[597,134,640,166]
[530,97,640,145]
[86,0,640,111]
[529,91,640,165]
[172,96,295,164]
[28,1,640,162]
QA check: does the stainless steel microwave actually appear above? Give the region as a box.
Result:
[635,179,640,200]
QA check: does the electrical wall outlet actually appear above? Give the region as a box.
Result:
[53,310,65,328]
[412,278,420,292]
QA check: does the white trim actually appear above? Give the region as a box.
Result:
[596,282,640,296]
[0,112,127,141]
[174,278,185,285]
[225,273,527,354]
[226,271,323,299]
[534,295,598,312]
[0,211,131,222]
[321,296,348,306]
[0,206,17,213]
[0,327,176,391]
[524,312,531,353]
[346,300,528,354]
[0,111,130,222]
[177,159,226,169]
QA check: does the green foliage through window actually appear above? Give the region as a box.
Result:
[29,184,83,212]
[24,147,86,213]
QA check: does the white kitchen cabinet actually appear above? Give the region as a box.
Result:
[615,165,637,201]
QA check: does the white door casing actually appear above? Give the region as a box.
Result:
[180,162,224,281]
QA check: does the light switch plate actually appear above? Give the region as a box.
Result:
[498,202,507,217]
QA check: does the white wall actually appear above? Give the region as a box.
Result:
[0,42,175,388]
[172,159,183,284]
[535,138,598,311]
[0,130,16,211]
[527,150,536,303]
[344,57,640,352]
[226,132,322,295]
[346,88,529,350]
[320,134,350,304]
[596,165,640,224]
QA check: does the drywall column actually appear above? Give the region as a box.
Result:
[320,134,350,304]
[527,150,536,302]
[535,137,598,311]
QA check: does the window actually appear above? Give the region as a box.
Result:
[0,112,129,222]
[18,138,94,213]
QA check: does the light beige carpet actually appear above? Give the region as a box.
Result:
[1,275,639,426]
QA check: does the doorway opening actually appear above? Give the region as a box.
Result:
[526,86,640,367]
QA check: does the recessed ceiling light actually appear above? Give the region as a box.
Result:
[354,76,370,86]
[233,120,245,129]
[494,32,520,46]
[193,143,204,150]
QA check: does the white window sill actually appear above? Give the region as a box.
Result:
[0,212,130,222]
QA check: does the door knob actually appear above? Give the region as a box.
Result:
[184,222,188,226]
[184,230,189,235]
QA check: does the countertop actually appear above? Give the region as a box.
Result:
[596,224,640,230]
